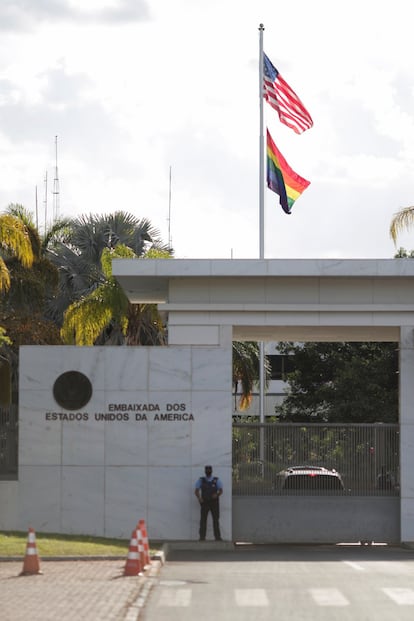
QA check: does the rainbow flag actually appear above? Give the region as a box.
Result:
[266,129,310,214]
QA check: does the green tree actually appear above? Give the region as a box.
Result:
[55,213,172,346]
[46,211,171,328]
[275,342,398,423]
[2,205,59,316]
[233,342,271,411]
[0,211,34,292]
[0,205,62,402]
[394,247,414,258]
[60,245,168,346]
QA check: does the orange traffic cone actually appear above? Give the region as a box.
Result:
[136,526,147,569]
[124,530,142,576]
[20,527,42,576]
[137,519,151,566]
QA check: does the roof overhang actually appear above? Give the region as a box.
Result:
[112,259,414,342]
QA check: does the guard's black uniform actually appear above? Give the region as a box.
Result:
[198,476,222,541]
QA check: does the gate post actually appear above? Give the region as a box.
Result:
[399,326,414,543]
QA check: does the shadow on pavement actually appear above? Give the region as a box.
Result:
[163,542,414,563]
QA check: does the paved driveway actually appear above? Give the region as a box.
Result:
[0,559,159,621]
[141,544,414,621]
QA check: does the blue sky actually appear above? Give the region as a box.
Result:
[1,0,414,258]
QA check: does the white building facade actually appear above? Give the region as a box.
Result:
[1,258,414,543]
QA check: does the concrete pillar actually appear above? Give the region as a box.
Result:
[399,327,414,543]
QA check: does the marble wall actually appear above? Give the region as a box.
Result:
[16,345,232,540]
[399,327,414,542]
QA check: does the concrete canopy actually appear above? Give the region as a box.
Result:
[112,258,414,343]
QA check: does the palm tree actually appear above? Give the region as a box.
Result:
[68,212,169,259]
[0,211,34,292]
[47,211,171,327]
[390,206,414,244]
[2,204,59,313]
[57,213,172,346]
[0,208,35,347]
[60,244,167,346]
[233,341,271,411]
[0,206,60,401]
[46,211,268,409]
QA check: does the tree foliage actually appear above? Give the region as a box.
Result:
[233,342,271,411]
[47,211,171,328]
[275,342,398,423]
[390,206,414,244]
[0,212,34,292]
[60,242,169,347]
[0,205,276,412]
[60,245,131,345]
[0,206,63,402]
[394,247,414,258]
[0,206,59,330]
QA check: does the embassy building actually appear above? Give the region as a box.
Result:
[1,259,414,544]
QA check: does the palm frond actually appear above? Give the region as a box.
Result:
[0,326,11,346]
[0,215,34,268]
[390,206,414,244]
[5,203,34,227]
[232,341,270,411]
[0,257,10,292]
[101,245,136,279]
[126,303,166,345]
[43,218,73,249]
[61,281,129,346]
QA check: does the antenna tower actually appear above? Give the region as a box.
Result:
[52,135,60,223]
[43,171,48,234]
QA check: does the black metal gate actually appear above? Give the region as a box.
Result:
[232,423,400,543]
[0,405,18,479]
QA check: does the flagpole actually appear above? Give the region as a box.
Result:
[257,31,312,457]
[258,24,265,457]
[259,23,265,260]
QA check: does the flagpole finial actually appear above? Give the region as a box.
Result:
[259,23,264,31]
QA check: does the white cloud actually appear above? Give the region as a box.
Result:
[0,0,149,30]
[0,0,413,258]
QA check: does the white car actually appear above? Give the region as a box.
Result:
[276,466,345,492]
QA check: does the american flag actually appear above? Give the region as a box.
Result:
[263,53,313,134]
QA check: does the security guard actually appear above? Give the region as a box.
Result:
[194,465,223,541]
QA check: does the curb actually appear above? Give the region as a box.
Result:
[0,555,126,562]
[0,551,165,563]
[162,540,234,558]
[125,552,165,621]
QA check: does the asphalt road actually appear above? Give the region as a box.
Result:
[140,544,414,621]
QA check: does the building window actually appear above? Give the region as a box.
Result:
[267,354,295,381]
